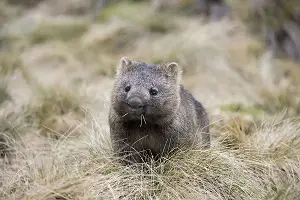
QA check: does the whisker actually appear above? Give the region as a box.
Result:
[121,113,128,118]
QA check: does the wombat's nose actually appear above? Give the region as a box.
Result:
[127,97,144,109]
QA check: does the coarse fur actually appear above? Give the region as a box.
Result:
[109,57,210,164]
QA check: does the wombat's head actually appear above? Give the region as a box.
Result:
[110,57,182,123]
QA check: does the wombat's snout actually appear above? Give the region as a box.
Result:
[127,97,144,109]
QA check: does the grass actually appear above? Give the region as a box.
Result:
[28,21,89,44]
[1,0,300,199]
[25,85,86,138]
[0,52,22,77]
[0,82,11,106]
[87,26,142,54]
[17,65,87,139]
[258,88,300,118]
[97,1,150,23]
[141,13,178,33]
[0,117,300,199]
[220,103,267,117]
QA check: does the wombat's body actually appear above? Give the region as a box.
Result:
[109,57,210,164]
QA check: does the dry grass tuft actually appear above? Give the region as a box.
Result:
[218,116,256,149]
[1,116,300,199]
[24,85,86,138]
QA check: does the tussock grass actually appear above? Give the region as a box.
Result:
[18,66,86,139]
[1,116,300,199]
[24,85,86,138]
[258,88,300,118]
[0,100,30,161]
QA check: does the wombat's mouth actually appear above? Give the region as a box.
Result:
[122,103,146,118]
[126,106,146,115]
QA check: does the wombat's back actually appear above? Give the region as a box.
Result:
[178,85,210,147]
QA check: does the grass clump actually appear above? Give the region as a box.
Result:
[0,101,29,160]
[258,88,300,118]
[1,116,300,199]
[217,116,256,149]
[29,21,89,44]
[25,85,86,138]
[19,66,86,138]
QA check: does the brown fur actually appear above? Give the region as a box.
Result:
[109,57,210,164]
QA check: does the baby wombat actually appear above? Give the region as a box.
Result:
[109,57,210,164]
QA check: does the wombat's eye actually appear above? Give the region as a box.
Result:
[124,85,131,92]
[150,87,158,96]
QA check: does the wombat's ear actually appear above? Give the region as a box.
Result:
[165,62,182,83]
[117,57,133,75]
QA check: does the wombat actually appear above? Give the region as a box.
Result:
[109,57,210,164]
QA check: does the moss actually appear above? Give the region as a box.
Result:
[29,21,89,44]
[220,103,267,117]
[97,1,149,23]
